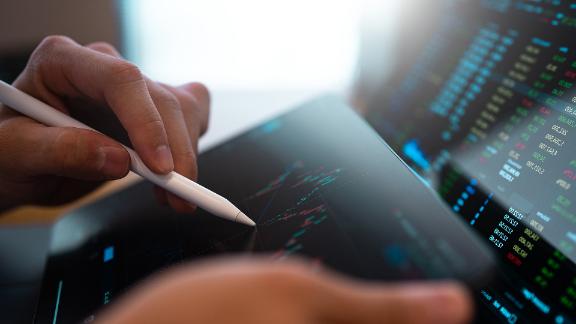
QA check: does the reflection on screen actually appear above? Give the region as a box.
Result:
[36,97,493,324]
[364,0,576,322]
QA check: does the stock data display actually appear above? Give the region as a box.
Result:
[35,97,493,324]
[365,0,576,322]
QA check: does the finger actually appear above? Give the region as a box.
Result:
[0,116,130,180]
[86,41,204,212]
[176,82,210,136]
[80,42,194,212]
[86,42,123,58]
[78,43,211,143]
[158,83,208,213]
[147,81,197,213]
[158,84,199,156]
[314,277,473,324]
[15,35,173,174]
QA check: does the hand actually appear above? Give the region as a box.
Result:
[99,258,472,324]
[0,36,209,212]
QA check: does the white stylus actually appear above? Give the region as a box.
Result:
[0,80,255,226]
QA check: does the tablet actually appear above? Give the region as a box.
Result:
[35,96,494,323]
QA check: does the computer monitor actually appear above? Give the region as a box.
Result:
[362,0,576,322]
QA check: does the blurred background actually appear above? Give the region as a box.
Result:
[0,0,411,149]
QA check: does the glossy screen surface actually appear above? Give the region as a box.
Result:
[363,1,576,322]
[35,96,493,324]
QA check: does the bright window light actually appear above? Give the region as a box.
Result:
[122,0,366,91]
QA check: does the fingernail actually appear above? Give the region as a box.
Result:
[98,146,129,178]
[155,145,174,173]
[404,284,471,324]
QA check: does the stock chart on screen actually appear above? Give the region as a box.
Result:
[36,97,495,324]
[365,0,576,322]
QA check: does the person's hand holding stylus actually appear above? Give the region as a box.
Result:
[0,78,253,225]
[0,36,210,213]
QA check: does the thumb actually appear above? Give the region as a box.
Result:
[1,117,130,180]
[317,280,473,324]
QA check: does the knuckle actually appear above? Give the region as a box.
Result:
[108,61,143,85]
[141,116,164,131]
[155,88,181,113]
[139,117,166,142]
[28,35,74,70]
[37,35,74,52]
[87,41,117,54]
[53,129,81,171]
[52,129,99,173]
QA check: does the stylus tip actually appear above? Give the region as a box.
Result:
[237,212,256,226]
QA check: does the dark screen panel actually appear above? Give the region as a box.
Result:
[34,96,494,324]
[364,1,576,322]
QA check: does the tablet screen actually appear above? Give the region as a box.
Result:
[35,96,493,324]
